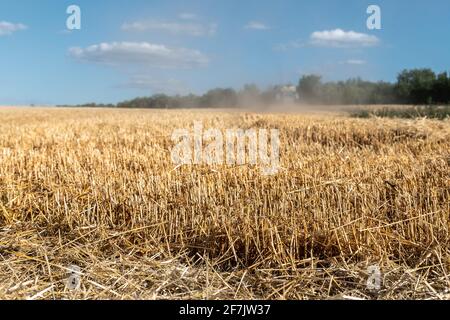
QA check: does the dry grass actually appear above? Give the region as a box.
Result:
[0,107,449,300]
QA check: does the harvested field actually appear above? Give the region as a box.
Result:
[0,107,449,300]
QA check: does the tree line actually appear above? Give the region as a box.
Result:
[297,69,450,105]
[63,69,450,109]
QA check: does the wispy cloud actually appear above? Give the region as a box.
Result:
[274,40,305,51]
[275,29,379,51]
[245,21,270,30]
[310,29,379,47]
[69,42,209,69]
[341,59,367,65]
[122,20,217,37]
[0,21,27,36]
[178,13,197,20]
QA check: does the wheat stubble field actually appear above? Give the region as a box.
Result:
[0,107,449,300]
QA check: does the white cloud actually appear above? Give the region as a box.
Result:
[178,13,197,20]
[69,42,209,69]
[122,20,217,37]
[342,59,366,65]
[0,21,27,36]
[245,21,270,30]
[310,29,379,47]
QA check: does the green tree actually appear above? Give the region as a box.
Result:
[396,69,436,104]
[201,88,238,108]
[297,75,322,103]
[432,72,450,104]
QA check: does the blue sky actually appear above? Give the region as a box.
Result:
[0,0,449,105]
